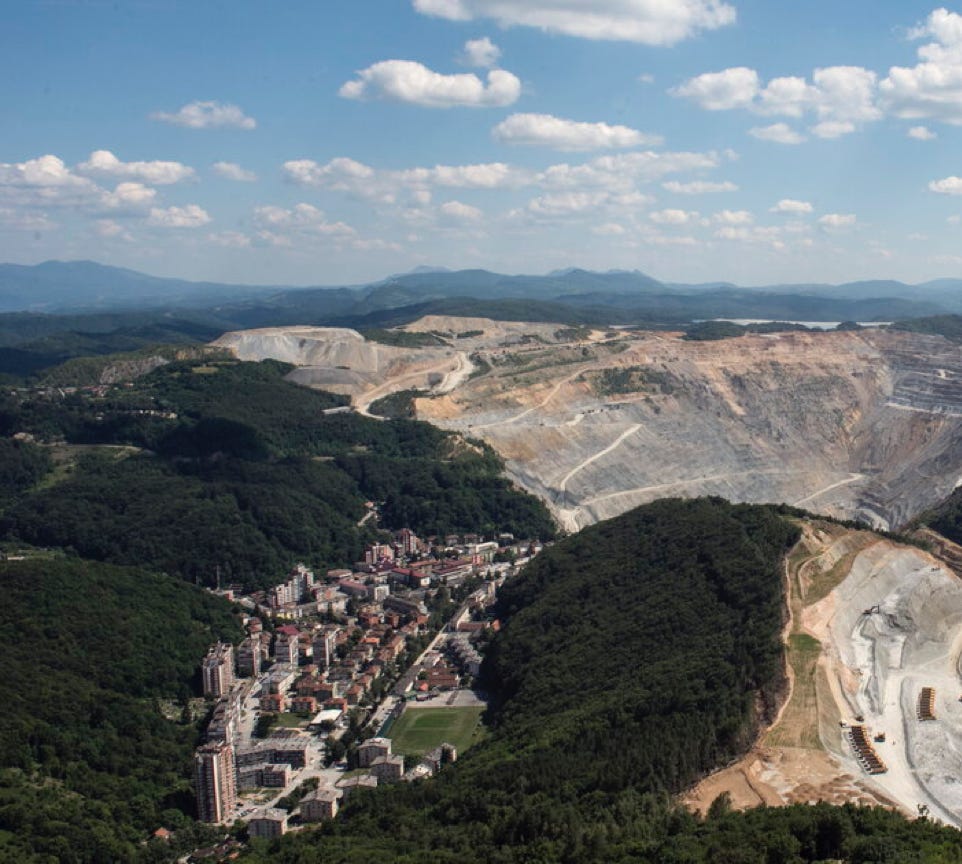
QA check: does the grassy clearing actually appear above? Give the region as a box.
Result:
[764,633,823,749]
[36,443,142,491]
[389,706,484,756]
[765,527,868,751]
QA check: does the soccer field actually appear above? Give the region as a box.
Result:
[389,706,484,756]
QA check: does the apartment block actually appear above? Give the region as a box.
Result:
[201,642,235,698]
[194,740,237,823]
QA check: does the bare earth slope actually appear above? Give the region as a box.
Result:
[215,321,962,532]
[687,522,962,828]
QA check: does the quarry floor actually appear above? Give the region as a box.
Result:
[683,523,962,827]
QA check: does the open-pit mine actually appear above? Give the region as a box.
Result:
[214,317,962,824]
[686,522,962,828]
[215,317,962,533]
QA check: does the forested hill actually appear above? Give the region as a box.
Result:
[0,556,241,862]
[0,358,555,588]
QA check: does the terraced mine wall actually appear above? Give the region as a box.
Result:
[215,322,962,533]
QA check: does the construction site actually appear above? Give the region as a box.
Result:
[685,522,962,827]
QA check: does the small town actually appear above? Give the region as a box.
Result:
[191,525,541,845]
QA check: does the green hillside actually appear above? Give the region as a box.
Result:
[0,556,241,863]
[0,359,556,588]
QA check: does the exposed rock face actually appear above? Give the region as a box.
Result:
[214,321,962,532]
[213,326,457,398]
[98,355,169,384]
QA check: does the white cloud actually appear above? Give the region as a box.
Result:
[527,191,609,216]
[649,208,697,225]
[592,222,626,235]
[770,199,813,214]
[77,150,194,185]
[0,154,168,230]
[339,60,520,108]
[713,209,753,225]
[818,213,856,228]
[284,157,376,188]
[756,76,814,118]
[677,64,879,137]
[672,67,759,110]
[100,182,157,211]
[412,0,736,46]
[151,101,256,130]
[0,155,101,209]
[284,148,720,229]
[809,66,880,123]
[147,204,212,228]
[672,8,962,142]
[492,113,661,151]
[930,176,962,195]
[440,200,484,220]
[256,231,294,248]
[284,156,530,204]
[714,225,785,248]
[0,207,55,231]
[749,123,806,144]
[638,73,655,85]
[811,120,856,138]
[207,231,252,248]
[878,9,962,124]
[643,234,700,246]
[0,154,91,189]
[461,37,501,67]
[675,9,962,137]
[285,151,719,200]
[949,214,962,224]
[538,150,720,191]
[662,180,738,194]
[254,203,356,236]
[94,219,135,241]
[400,162,527,188]
[908,125,937,140]
[213,161,257,182]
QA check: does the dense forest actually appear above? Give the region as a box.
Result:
[919,488,962,549]
[891,315,962,342]
[0,359,555,588]
[0,556,241,862]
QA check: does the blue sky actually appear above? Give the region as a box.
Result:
[6,1,962,287]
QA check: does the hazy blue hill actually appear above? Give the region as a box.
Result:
[1,259,960,323]
[0,260,287,312]
[533,288,942,321]
[0,260,958,382]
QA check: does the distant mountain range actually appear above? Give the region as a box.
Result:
[3,259,962,319]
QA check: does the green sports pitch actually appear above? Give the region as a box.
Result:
[388,706,484,756]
